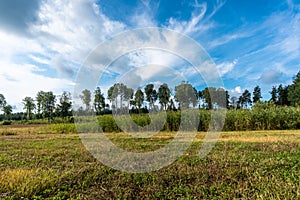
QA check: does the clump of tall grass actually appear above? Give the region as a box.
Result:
[0,129,17,135]
[0,168,59,197]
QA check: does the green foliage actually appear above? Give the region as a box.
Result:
[144,83,158,110]
[80,89,92,111]
[108,83,133,110]
[1,120,12,125]
[0,94,6,109]
[2,105,12,119]
[48,124,77,134]
[56,91,72,118]
[224,102,300,131]
[134,88,144,112]
[93,87,105,115]
[158,83,171,110]
[238,89,252,108]
[252,85,262,103]
[35,91,56,122]
[174,81,198,109]
[202,87,227,109]
[86,104,300,132]
[288,71,300,106]
[22,97,35,120]
[270,86,277,102]
[0,129,16,135]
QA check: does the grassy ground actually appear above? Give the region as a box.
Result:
[0,124,299,199]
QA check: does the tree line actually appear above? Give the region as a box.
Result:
[0,71,299,121]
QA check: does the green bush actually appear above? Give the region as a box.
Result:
[1,120,12,125]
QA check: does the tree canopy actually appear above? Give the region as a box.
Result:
[288,71,300,106]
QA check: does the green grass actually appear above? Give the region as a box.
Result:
[0,125,299,199]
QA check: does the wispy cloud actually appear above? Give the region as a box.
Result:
[166,0,225,36]
[212,1,300,91]
[130,0,159,27]
[208,33,251,49]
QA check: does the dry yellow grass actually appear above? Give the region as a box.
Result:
[0,124,299,199]
[2,124,299,143]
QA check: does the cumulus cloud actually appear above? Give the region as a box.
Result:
[0,61,73,111]
[0,0,126,111]
[229,86,243,97]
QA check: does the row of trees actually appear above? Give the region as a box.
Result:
[0,91,72,121]
[79,71,300,112]
[0,71,299,120]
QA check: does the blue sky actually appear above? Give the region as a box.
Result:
[0,0,299,111]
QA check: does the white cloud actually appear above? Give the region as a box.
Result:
[208,33,250,49]
[167,3,209,35]
[32,0,125,66]
[229,86,243,97]
[216,59,238,76]
[0,0,127,112]
[130,0,158,27]
[166,0,225,36]
[0,61,73,112]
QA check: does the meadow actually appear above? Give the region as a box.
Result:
[0,123,299,199]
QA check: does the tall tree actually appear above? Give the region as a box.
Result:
[144,84,157,110]
[252,85,262,103]
[107,84,118,108]
[36,91,45,119]
[42,92,56,122]
[276,84,290,106]
[158,83,171,110]
[0,94,6,110]
[57,91,72,118]
[108,83,133,110]
[288,71,300,106]
[22,97,35,120]
[2,105,12,120]
[239,89,252,108]
[202,87,213,109]
[80,89,91,111]
[134,88,144,112]
[202,87,226,109]
[124,87,134,109]
[237,95,243,109]
[270,86,277,103]
[174,81,197,109]
[225,90,230,109]
[94,87,105,115]
[277,85,290,106]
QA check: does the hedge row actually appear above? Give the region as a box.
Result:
[75,104,300,132]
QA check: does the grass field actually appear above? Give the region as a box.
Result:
[0,124,299,199]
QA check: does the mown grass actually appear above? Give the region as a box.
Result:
[0,124,299,199]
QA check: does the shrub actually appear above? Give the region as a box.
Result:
[1,120,12,125]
